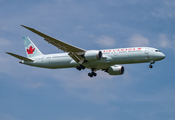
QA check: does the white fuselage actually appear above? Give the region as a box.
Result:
[21,47,165,69]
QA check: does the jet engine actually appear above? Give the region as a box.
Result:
[107,65,124,75]
[84,50,102,61]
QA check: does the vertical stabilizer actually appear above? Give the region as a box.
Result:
[23,37,43,58]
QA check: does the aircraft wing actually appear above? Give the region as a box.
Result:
[21,25,86,64]
[21,25,86,54]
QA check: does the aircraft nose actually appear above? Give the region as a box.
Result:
[162,53,165,59]
[153,52,166,61]
[160,53,165,60]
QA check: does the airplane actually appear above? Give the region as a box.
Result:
[6,25,166,77]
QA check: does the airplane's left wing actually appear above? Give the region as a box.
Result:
[21,25,86,64]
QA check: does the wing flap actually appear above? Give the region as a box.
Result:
[68,52,84,64]
[6,52,34,61]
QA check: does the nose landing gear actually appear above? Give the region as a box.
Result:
[149,64,153,68]
[149,61,155,68]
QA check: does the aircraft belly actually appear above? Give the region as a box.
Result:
[23,56,77,69]
[50,57,77,68]
[83,57,115,69]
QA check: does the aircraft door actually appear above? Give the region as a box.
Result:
[114,51,118,56]
[144,49,149,54]
[41,56,45,62]
[144,48,149,60]
[46,57,52,63]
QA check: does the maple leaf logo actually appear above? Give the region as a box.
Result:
[27,46,35,54]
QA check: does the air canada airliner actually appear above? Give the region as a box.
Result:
[6,25,165,77]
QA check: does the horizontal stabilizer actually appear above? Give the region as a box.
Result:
[6,52,34,61]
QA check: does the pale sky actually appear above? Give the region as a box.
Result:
[0,0,175,120]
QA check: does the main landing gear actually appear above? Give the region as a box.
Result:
[76,65,97,78]
[88,68,97,78]
[149,61,155,68]
[88,71,97,78]
[76,65,85,71]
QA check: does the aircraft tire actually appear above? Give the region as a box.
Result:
[92,72,97,77]
[80,65,85,70]
[76,66,81,71]
[149,65,153,68]
[88,73,93,77]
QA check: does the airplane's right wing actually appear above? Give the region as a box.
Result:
[21,25,86,64]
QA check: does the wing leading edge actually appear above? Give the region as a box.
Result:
[21,25,86,64]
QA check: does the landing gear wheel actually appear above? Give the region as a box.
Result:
[76,66,81,71]
[88,72,97,77]
[76,65,85,71]
[149,65,153,68]
[92,72,97,77]
[80,65,85,70]
[88,73,93,77]
[149,61,155,69]
[94,73,97,77]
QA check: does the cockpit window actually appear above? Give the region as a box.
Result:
[155,50,161,52]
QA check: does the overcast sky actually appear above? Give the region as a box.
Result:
[0,0,175,120]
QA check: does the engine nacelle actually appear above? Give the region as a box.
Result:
[84,50,102,61]
[107,65,124,75]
